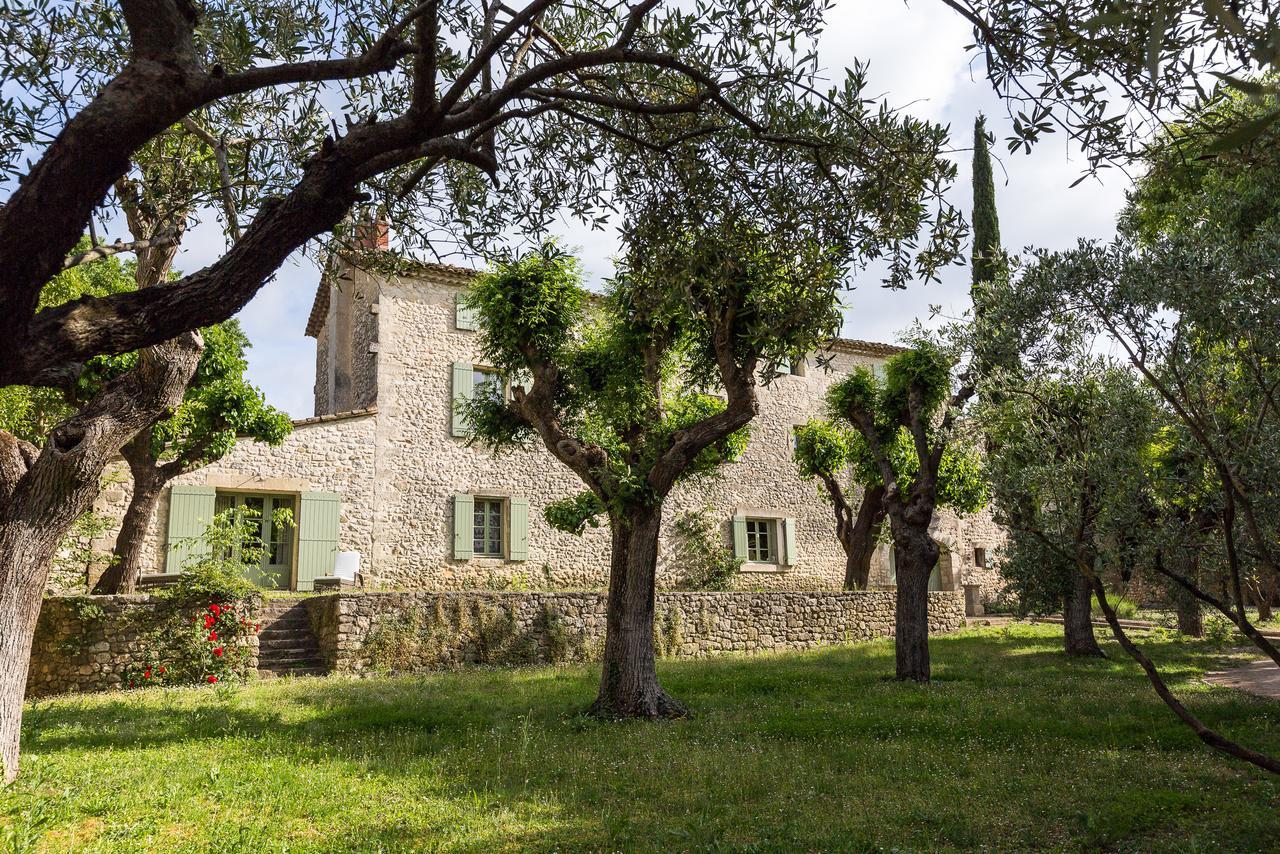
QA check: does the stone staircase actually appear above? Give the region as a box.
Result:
[256,599,328,679]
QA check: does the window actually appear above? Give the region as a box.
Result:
[791,426,801,453]
[473,367,503,401]
[473,497,505,557]
[212,492,296,589]
[788,358,806,377]
[745,518,776,563]
[974,547,987,569]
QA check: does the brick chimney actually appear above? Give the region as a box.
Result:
[352,212,389,251]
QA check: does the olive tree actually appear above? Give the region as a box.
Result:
[93,322,291,594]
[792,420,885,590]
[461,99,960,715]
[824,342,988,682]
[983,363,1157,658]
[985,252,1280,777]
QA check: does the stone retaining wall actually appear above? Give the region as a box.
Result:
[314,589,966,674]
[29,590,965,696]
[28,595,262,699]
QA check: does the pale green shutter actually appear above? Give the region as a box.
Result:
[297,491,340,591]
[451,362,474,436]
[732,515,748,560]
[165,485,216,572]
[509,496,529,561]
[782,518,798,566]
[455,292,478,331]
[453,494,474,560]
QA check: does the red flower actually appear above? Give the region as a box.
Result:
[209,603,222,615]
[213,647,224,657]
[253,624,260,633]
[207,631,218,642]
[206,675,218,684]
[143,669,152,679]
[204,615,215,629]
[157,666,166,674]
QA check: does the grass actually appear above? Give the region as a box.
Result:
[4,625,1280,852]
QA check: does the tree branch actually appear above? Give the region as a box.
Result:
[62,232,180,270]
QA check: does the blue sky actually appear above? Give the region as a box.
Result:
[171,1,1132,419]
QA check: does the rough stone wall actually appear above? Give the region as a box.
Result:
[313,312,332,417]
[91,411,379,581]
[317,589,967,672]
[27,595,262,698]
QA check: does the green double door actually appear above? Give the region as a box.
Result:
[214,493,296,590]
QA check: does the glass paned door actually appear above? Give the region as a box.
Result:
[216,493,295,590]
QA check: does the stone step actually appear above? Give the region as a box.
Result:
[259,624,314,639]
[259,655,324,668]
[257,642,321,656]
[257,665,327,679]
[254,640,317,655]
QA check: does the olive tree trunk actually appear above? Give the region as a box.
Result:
[842,484,886,591]
[592,506,686,719]
[91,435,169,594]
[1062,571,1105,657]
[0,336,200,784]
[891,525,939,683]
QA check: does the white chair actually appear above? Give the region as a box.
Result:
[333,551,362,586]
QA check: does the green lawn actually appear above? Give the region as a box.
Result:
[5,626,1279,852]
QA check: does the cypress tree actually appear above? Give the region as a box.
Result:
[971,113,1002,301]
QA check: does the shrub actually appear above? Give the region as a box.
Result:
[1091,594,1137,620]
[123,507,269,688]
[673,507,742,590]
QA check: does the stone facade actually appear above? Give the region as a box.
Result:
[310,589,966,673]
[27,595,263,698]
[90,252,1005,600]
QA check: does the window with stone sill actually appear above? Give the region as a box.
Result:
[472,497,505,558]
[745,518,777,563]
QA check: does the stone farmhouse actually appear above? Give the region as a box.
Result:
[92,242,1004,601]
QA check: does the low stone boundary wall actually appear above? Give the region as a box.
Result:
[312,590,966,674]
[28,595,262,699]
[28,590,965,695]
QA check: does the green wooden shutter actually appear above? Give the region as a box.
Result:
[451,362,474,436]
[509,496,529,561]
[781,518,798,566]
[453,494,474,560]
[732,515,748,560]
[455,292,478,331]
[165,485,216,572]
[297,491,340,591]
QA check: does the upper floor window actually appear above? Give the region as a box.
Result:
[788,358,806,377]
[974,547,987,569]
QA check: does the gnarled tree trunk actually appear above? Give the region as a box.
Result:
[1062,570,1104,656]
[592,506,686,719]
[91,434,166,595]
[891,524,939,683]
[0,335,200,784]
[842,484,886,590]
